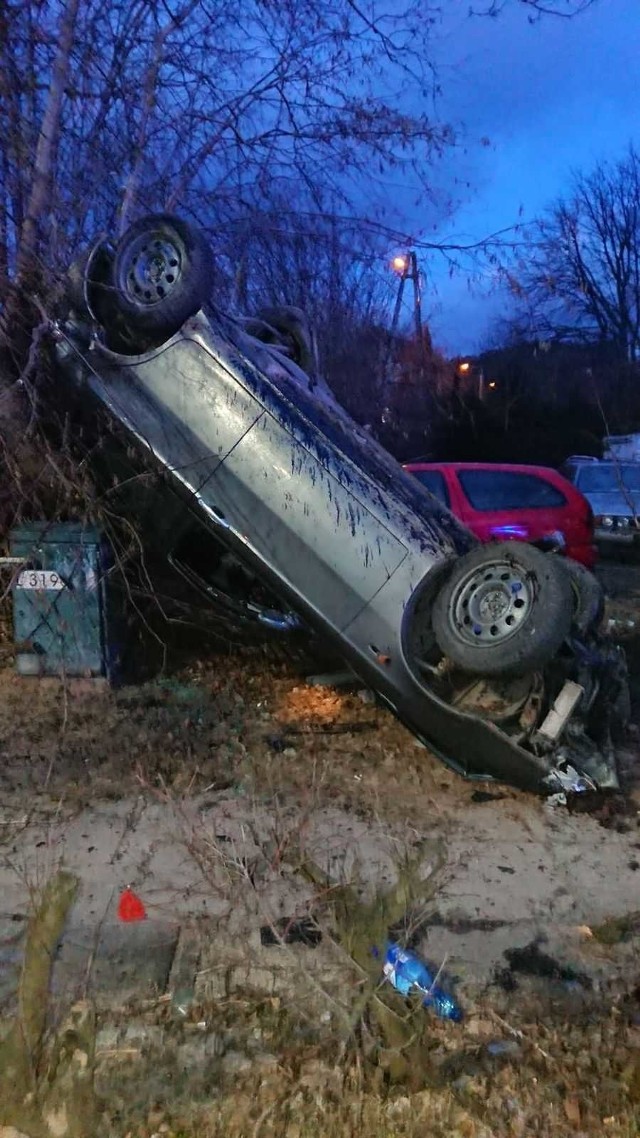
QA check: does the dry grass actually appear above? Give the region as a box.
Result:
[95,992,640,1138]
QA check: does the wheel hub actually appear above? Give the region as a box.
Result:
[476,585,510,622]
[451,560,533,647]
[124,235,182,306]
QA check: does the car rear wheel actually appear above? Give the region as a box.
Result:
[432,541,573,677]
[111,214,214,343]
[254,306,316,373]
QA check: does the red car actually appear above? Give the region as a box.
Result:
[403,461,596,569]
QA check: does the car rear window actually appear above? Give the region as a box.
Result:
[575,463,640,493]
[411,469,450,506]
[458,470,566,511]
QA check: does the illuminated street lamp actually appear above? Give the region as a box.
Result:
[458,361,470,374]
[384,249,427,392]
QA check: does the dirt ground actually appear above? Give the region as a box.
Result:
[2,559,640,1137]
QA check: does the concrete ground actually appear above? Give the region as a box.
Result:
[2,781,639,1017]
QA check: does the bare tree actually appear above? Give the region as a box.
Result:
[0,0,454,296]
[0,1,81,349]
[0,0,600,324]
[506,146,640,362]
[473,0,595,16]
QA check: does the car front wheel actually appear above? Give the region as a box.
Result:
[432,541,573,677]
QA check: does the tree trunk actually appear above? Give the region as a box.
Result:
[0,0,80,366]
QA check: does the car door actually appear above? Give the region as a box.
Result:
[203,409,408,632]
[83,335,267,508]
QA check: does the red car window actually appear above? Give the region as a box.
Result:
[458,469,566,511]
[411,469,450,506]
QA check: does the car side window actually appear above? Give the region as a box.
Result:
[411,470,450,507]
[458,470,566,510]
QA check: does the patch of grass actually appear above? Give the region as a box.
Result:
[592,912,640,945]
[99,1041,640,1138]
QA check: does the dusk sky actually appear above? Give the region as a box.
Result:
[415,0,640,356]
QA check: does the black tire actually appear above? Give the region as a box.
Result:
[63,240,114,321]
[111,214,214,342]
[556,557,605,637]
[432,541,573,677]
[255,306,316,373]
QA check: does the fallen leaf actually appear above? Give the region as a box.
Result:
[564,1095,581,1126]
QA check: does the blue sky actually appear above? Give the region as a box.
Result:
[412,0,640,355]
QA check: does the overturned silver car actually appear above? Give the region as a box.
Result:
[52,213,629,795]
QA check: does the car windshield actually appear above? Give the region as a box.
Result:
[576,464,640,493]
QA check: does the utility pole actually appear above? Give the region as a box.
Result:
[384,251,428,393]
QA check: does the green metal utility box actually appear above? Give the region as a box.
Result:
[10,523,112,678]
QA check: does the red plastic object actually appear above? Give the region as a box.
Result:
[117,887,147,922]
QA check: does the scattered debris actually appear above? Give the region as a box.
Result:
[260,918,323,947]
[607,618,636,632]
[439,1035,523,1084]
[424,913,510,934]
[485,1038,522,1059]
[538,680,585,741]
[168,927,202,1016]
[117,888,147,923]
[266,722,374,744]
[264,734,289,753]
[566,789,638,830]
[305,670,359,688]
[357,688,376,705]
[380,942,463,1022]
[470,789,507,804]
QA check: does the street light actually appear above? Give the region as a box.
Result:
[458,361,470,373]
[384,250,427,392]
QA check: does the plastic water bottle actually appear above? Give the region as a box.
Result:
[381,941,463,1022]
